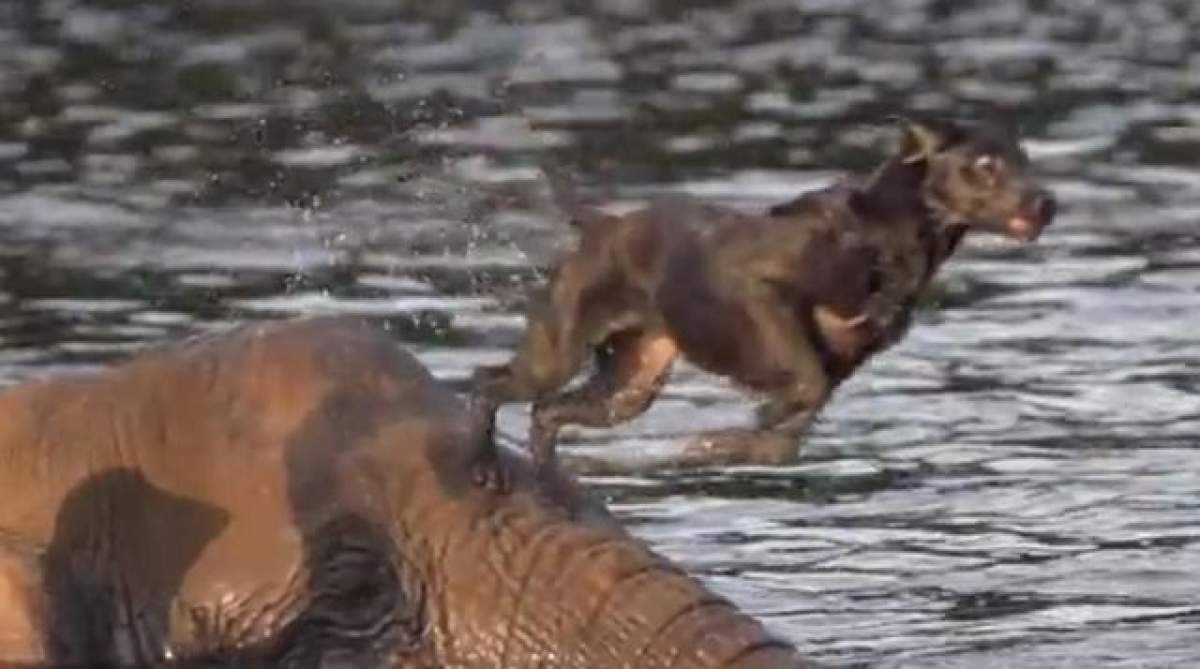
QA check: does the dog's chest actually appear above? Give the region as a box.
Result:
[843,219,936,351]
[865,220,931,283]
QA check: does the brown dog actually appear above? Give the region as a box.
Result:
[473,116,1057,478]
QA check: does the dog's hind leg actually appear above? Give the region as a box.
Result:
[473,252,614,406]
[527,328,678,471]
[471,249,634,486]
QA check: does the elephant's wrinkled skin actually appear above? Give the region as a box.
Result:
[0,317,816,668]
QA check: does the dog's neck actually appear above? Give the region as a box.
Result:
[858,156,969,274]
[859,158,930,217]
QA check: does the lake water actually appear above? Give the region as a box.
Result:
[1,1,1198,666]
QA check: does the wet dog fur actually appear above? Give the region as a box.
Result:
[471,115,1057,479]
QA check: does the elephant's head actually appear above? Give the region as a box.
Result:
[0,317,818,668]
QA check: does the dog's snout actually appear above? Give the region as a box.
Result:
[1029,191,1057,225]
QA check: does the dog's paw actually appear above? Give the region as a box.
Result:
[682,429,798,467]
[755,401,802,429]
[471,454,513,494]
[528,416,564,478]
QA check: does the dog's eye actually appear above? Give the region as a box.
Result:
[974,155,1002,174]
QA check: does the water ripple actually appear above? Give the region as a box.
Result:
[0,0,1198,666]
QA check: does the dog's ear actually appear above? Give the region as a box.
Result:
[888,115,961,164]
[975,107,1019,137]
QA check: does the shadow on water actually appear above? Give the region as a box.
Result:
[3,0,1200,666]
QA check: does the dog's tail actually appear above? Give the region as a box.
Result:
[539,158,614,232]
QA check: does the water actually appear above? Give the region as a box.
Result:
[2,0,1199,666]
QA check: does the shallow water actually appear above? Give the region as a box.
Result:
[2,0,1199,666]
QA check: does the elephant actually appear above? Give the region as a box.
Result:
[0,317,818,668]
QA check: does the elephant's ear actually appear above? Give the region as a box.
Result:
[888,115,963,164]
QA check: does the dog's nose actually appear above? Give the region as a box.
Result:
[1030,192,1057,225]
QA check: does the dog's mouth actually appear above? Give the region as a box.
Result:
[1005,216,1043,241]
[1003,192,1056,241]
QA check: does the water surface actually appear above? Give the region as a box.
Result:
[1,1,1199,666]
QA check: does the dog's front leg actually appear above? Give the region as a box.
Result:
[671,295,831,469]
[671,400,822,471]
[857,242,926,340]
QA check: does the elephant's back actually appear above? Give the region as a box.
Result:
[0,317,461,542]
[0,318,464,663]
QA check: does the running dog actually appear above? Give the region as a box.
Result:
[472,115,1057,479]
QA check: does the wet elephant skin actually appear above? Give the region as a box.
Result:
[0,317,818,668]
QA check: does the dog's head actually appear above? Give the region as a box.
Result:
[892,115,1056,240]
